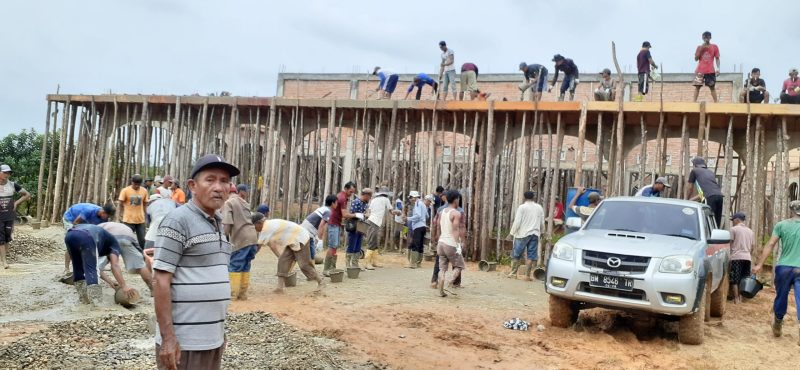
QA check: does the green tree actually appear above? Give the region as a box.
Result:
[0,128,59,216]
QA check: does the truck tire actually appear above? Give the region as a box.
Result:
[549,295,577,328]
[678,280,709,345]
[710,272,728,318]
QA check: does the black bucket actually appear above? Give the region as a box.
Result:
[739,275,763,299]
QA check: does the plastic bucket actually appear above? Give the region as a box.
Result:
[346,267,361,279]
[564,187,601,219]
[533,267,546,281]
[739,275,763,299]
[329,269,344,283]
[479,260,498,272]
[285,271,298,287]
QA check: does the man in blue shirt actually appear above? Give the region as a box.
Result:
[405,73,439,100]
[62,202,114,276]
[65,223,135,305]
[548,54,580,101]
[373,67,399,99]
[636,177,671,197]
[405,192,433,268]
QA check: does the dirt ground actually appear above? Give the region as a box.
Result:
[2,226,799,369]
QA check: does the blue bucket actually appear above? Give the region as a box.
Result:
[564,187,601,219]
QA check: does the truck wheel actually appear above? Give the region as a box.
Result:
[549,295,578,328]
[678,281,709,345]
[710,272,728,318]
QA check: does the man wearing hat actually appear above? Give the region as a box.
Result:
[158,175,175,200]
[144,178,155,194]
[152,154,239,370]
[151,176,164,196]
[119,174,149,249]
[518,62,548,102]
[636,41,658,101]
[780,68,800,104]
[753,201,800,343]
[636,176,671,197]
[0,164,30,269]
[223,184,259,300]
[405,191,432,268]
[438,41,456,101]
[594,68,616,101]
[170,179,186,205]
[728,212,754,304]
[364,188,401,269]
[685,156,724,227]
[548,54,580,101]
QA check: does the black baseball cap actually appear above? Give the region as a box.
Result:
[730,212,746,221]
[190,154,240,179]
[642,41,652,48]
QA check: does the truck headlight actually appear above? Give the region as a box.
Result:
[552,242,575,261]
[659,255,694,274]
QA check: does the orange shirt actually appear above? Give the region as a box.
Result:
[172,188,186,205]
[118,186,148,224]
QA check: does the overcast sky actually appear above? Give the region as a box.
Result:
[1,0,797,137]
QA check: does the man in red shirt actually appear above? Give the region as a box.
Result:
[692,31,721,103]
[780,68,800,104]
[323,181,357,276]
[553,196,565,234]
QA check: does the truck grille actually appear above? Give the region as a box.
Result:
[578,282,647,301]
[582,250,650,273]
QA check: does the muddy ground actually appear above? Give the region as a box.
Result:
[1,226,798,369]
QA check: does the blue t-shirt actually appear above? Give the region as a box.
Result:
[638,185,661,197]
[71,224,122,257]
[63,203,105,224]
[350,198,369,214]
[407,73,436,93]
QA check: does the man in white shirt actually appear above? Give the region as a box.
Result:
[507,191,544,280]
[438,41,456,100]
[364,188,401,269]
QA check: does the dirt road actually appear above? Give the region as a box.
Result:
[1,226,798,369]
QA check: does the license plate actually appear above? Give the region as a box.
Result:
[589,273,634,291]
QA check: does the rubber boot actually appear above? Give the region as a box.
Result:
[74,280,90,305]
[772,315,783,337]
[87,284,103,304]
[523,263,534,281]
[229,272,241,300]
[345,253,354,269]
[351,253,361,270]
[507,259,521,278]
[405,250,413,268]
[415,251,422,268]
[363,250,375,270]
[238,272,250,301]
[323,256,334,276]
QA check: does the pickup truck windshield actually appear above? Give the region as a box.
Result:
[583,201,700,240]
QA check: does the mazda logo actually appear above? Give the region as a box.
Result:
[607,257,622,268]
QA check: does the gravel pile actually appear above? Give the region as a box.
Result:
[6,231,61,263]
[0,312,373,369]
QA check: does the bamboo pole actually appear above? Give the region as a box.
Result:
[639,114,647,191]
[51,101,72,222]
[574,102,588,186]
[36,101,52,220]
[43,102,60,220]
[721,116,734,228]
[611,42,625,196]
[781,117,791,220]
[479,102,496,261]
[496,113,510,258]
[594,113,604,190]
[697,102,706,158]
[679,115,688,198]
[545,112,564,263]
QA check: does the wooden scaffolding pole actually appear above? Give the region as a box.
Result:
[573,102,588,187]
[721,116,734,228]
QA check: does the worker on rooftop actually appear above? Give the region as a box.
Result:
[692,31,721,103]
[372,67,399,100]
[459,62,480,100]
[636,41,658,102]
[739,68,769,104]
[438,41,457,100]
[519,62,549,102]
[780,68,800,104]
[404,73,438,100]
[548,54,579,101]
[594,68,616,101]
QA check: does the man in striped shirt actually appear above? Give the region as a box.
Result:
[153,154,239,370]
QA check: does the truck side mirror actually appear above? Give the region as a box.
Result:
[708,229,731,244]
[565,217,583,229]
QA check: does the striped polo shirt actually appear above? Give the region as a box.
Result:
[153,200,231,351]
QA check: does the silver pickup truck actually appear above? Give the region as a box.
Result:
[545,197,731,344]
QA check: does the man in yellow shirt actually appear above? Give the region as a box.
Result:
[118,174,148,249]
